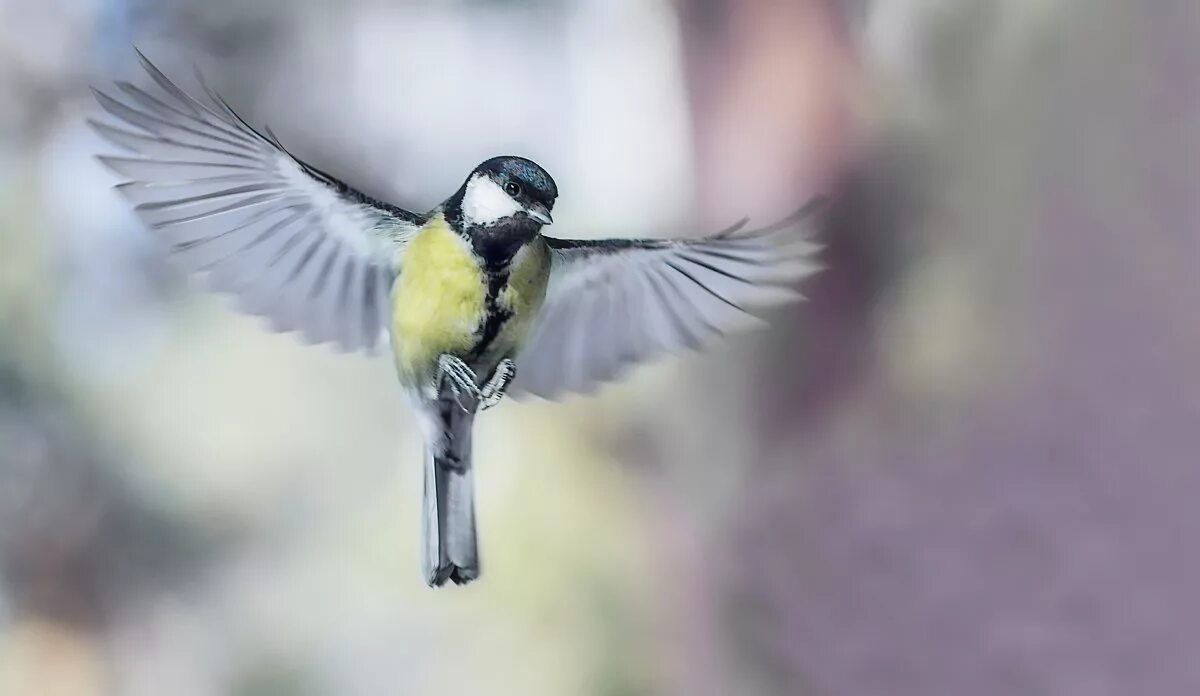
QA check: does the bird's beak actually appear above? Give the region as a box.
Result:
[525,202,553,226]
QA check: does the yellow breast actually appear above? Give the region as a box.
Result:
[496,240,551,348]
[391,215,486,382]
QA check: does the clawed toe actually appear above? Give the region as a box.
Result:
[479,359,516,411]
[437,355,480,411]
[435,356,517,413]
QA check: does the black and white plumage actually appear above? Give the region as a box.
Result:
[90,52,824,587]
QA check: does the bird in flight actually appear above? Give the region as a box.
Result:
[91,51,822,587]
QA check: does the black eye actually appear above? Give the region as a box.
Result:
[504,181,522,197]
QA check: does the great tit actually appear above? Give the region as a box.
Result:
[91,52,822,587]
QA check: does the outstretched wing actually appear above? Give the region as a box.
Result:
[509,201,824,399]
[90,51,426,352]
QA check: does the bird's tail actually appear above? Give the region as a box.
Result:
[420,402,479,587]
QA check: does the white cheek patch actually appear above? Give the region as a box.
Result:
[462,174,523,225]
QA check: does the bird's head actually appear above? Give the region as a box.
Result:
[454,156,557,231]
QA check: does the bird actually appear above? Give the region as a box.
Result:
[90,52,823,587]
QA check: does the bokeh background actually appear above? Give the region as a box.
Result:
[1,1,1198,694]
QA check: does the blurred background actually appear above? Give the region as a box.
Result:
[1,1,1198,694]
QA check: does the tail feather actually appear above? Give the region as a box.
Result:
[421,402,479,587]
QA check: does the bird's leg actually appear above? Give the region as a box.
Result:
[437,354,481,412]
[479,359,516,411]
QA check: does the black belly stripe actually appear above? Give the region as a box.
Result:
[467,224,538,362]
[470,268,513,360]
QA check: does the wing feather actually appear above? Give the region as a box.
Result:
[509,203,823,399]
[91,51,424,352]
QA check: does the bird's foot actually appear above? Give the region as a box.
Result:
[479,359,516,411]
[437,354,480,412]
[436,355,517,413]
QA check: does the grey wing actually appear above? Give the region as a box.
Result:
[508,201,824,399]
[90,51,426,352]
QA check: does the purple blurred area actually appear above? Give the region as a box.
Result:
[0,1,1198,695]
